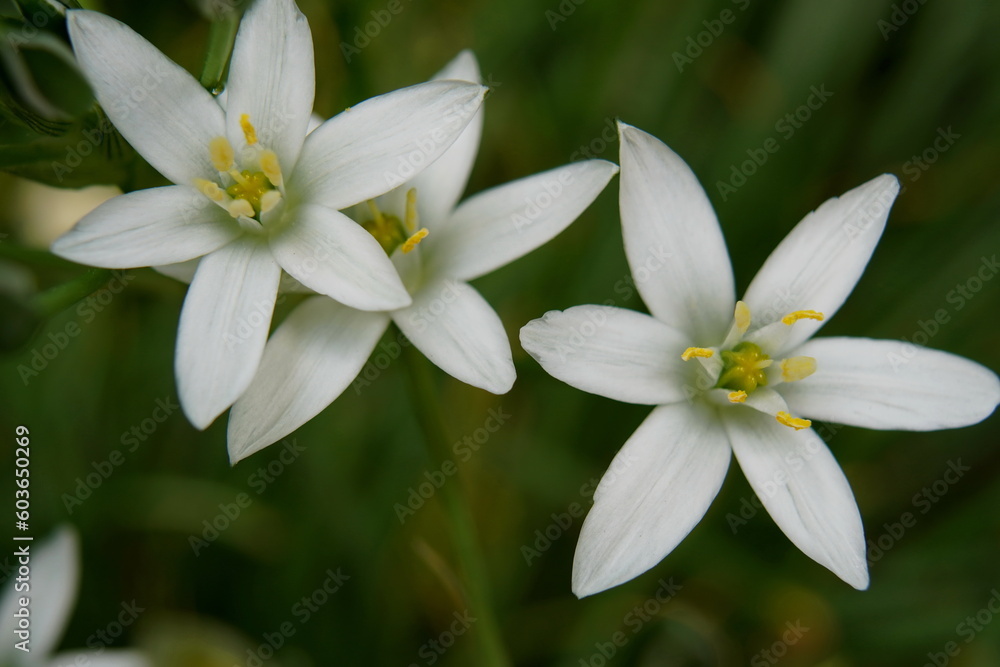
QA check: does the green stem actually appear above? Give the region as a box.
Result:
[0,241,76,269]
[401,342,511,667]
[199,11,241,92]
[30,267,113,318]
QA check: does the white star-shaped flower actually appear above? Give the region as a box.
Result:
[51,0,485,429]
[520,122,1000,597]
[224,51,619,463]
[0,527,150,667]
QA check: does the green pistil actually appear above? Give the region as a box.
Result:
[716,341,772,394]
[362,212,407,256]
[226,170,273,215]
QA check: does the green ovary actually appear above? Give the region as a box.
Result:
[716,342,772,394]
[226,170,274,215]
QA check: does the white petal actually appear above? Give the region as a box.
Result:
[572,402,731,597]
[68,11,225,184]
[50,651,152,667]
[743,175,900,352]
[520,305,691,405]
[153,258,200,283]
[723,409,868,589]
[618,121,734,342]
[393,279,514,393]
[293,80,487,210]
[779,337,1000,430]
[51,186,239,268]
[225,0,314,170]
[228,297,389,463]
[409,50,484,229]
[0,527,79,659]
[428,160,619,281]
[270,204,410,311]
[175,238,281,429]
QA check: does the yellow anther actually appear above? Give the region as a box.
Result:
[260,190,282,214]
[776,411,812,430]
[367,199,385,226]
[734,300,751,335]
[193,178,224,202]
[681,347,714,361]
[405,188,419,232]
[259,150,283,188]
[782,310,825,325]
[728,390,748,403]
[401,228,429,254]
[781,356,817,383]
[208,136,234,171]
[227,198,255,219]
[240,114,258,145]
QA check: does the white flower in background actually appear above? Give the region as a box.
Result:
[0,527,150,667]
[225,51,619,463]
[51,0,486,429]
[520,122,1000,597]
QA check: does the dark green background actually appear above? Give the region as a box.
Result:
[1,0,999,665]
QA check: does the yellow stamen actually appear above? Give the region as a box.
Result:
[782,310,825,325]
[209,136,234,171]
[401,228,429,254]
[776,411,812,430]
[367,199,385,227]
[728,390,748,403]
[227,198,255,219]
[405,188,419,232]
[734,300,751,335]
[259,150,283,188]
[240,114,258,145]
[260,190,282,214]
[781,356,817,383]
[193,178,224,202]
[681,347,714,361]
[229,169,252,188]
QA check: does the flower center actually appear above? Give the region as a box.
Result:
[193,115,284,222]
[361,188,429,256]
[680,301,823,429]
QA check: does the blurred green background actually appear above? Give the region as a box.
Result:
[2,0,1000,665]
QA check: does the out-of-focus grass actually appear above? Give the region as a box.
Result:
[1,0,999,665]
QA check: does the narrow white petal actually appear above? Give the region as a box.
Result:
[618,121,734,342]
[572,403,731,598]
[779,337,1000,430]
[428,160,619,281]
[520,305,692,405]
[175,239,281,429]
[0,527,79,658]
[51,187,239,268]
[743,175,900,352]
[153,258,200,284]
[225,0,314,169]
[393,279,514,393]
[270,204,410,311]
[68,10,225,184]
[409,50,484,229]
[723,409,868,589]
[228,297,389,463]
[293,81,487,210]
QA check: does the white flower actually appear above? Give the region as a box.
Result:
[0,527,150,667]
[224,51,619,463]
[51,0,486,429]
[520,122,1000,597]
